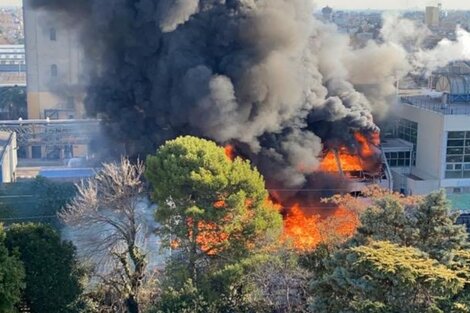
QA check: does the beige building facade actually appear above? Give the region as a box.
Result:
[23,0,85,120]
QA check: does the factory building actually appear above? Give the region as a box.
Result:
[23,0,86,120]
[21,0,91,161]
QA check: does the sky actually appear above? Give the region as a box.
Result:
[2,0,470,10]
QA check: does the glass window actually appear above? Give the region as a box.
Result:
[448,148,464,155]
[397,119,418,166]
[446,171,463,179]
[448,140,464,147]
[447,155,463,162]
[445,131,470,179]
[449,132,466,139]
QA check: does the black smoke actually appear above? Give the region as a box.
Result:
[28,0,399,189]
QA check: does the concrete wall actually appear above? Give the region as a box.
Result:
[396,103,445,180]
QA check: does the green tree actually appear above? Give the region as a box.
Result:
[311,240,465,313]
[0,224,24,313]
[354,190,468,262]
[310,189,470,313]
[146,136,282,281]
[5,223,84,313]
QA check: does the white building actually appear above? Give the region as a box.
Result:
[388,90,470,195]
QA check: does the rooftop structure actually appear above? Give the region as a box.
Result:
[0,119,101,160]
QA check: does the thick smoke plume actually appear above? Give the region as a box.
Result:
[28,0,470,190]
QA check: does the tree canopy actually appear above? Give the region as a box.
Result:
[0,224,24,313]
[5,223,83,313]
[312,240,465,313]
[310,189,470,313]
[146,136,282,279]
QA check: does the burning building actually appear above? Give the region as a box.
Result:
[25,0,470,248]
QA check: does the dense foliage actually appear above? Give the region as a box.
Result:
[310,189,470,313]
[5,223,84,313]
[0,225,24,313]
[146,136,282,281]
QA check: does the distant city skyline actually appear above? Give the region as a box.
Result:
[2,0,470,10]
[316,0,470,10]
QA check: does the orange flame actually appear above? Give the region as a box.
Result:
[282,204,322,251]
[282,203,358,251]
[319,148,364,172]
[224,144,235,161]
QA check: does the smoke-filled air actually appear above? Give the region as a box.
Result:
[28,0,470,190]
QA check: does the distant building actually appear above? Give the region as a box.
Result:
[23,0,85,120]
[425,6,440,29]
[321,6,333,22]
[0,44,26,86]
[0,131,17,183]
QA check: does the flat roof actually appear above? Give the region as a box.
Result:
[401,95,470,116]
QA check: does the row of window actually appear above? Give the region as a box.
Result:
[0,60,25,65]
[397,119,418,166]
[445,131,470,178]
[385,151,412,167]
[0,54,24,59]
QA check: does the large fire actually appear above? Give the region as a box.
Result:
[320,131,381,174]
[319,148,364,172]
[212,133,379,253]
[282,203,358,251]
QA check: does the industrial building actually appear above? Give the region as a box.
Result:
[19,0,92,161]
[23,0,85,120]
[0,44,26,87]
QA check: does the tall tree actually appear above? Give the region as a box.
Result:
[60,158,152,313]
[310,189,470,312]
[146,136,282,281]
[0,224,24,313]
[5,223,82,313]
[353,189,468,261]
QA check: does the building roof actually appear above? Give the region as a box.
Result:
[401,95,470,116]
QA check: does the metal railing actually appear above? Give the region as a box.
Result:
[401,96,470,116]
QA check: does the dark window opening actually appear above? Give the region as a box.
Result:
[51,64,58,77]
[50,28,57,41]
